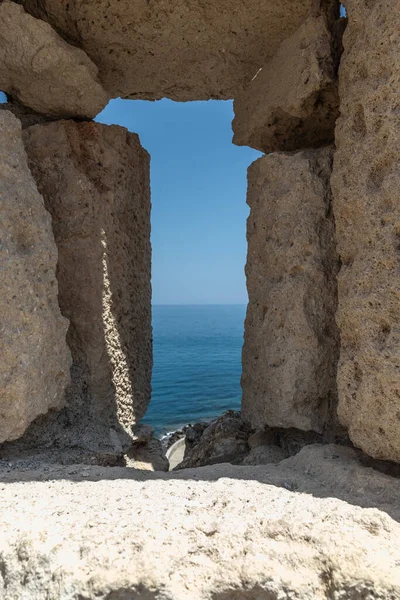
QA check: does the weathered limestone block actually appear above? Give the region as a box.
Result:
[242,148,339,433]
[0,111,71,443]
[23,121,152,447]
[0,1,109,118]
[232,16,340,153]
[331,0,400,462]
[1,445,400,599]
[23,0,316,100]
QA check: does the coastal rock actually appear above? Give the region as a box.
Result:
[22,0,315,101]
[0,1,109,118]
[242,148,339,433]
[0,445,400,598]
[0,111,71,443]
[185,422,209,445]
[176,411,252,469]
[331,0,400,462]
[233,16,340,153]
[22,120,152,452]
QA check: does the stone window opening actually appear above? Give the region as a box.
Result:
[95,98,261,444]
[1,1,400,596]
[0,3,349,466]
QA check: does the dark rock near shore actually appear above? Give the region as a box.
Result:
[174,411,252,470]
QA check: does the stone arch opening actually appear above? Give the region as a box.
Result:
[95,98,260,438]
[3,0,399,470]
[0,0,348,467]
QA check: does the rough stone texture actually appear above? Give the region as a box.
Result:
[242,148,339,434]
[22,0,317,101]
[331,0,400,462]
[0,445,400,598]
[0,1,109,117]
[21,120,152,452]
[176,411,252,470]
[0,111,71,443]
[233,16,340,153]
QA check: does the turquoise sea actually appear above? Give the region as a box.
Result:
[143,305,246,436]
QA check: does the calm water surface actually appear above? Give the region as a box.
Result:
[143,305,246,436]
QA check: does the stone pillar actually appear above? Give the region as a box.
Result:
[242,147,339,433]
[331,0,400,461]
[0,111,71,443]
[23,120,152,451]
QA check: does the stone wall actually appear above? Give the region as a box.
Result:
[242,148,339,434]
[331,0,400,462]
[21,0,315,100]
[0,2,400,596]
[22,120,152,452]
[0,0,398,468]
[238,0,400,463]
[0,111,71,443]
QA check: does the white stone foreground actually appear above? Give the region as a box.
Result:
[1,445,400,599]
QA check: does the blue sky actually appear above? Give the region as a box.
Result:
[96,99,261,305]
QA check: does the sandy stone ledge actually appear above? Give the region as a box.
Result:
[1,445,399,599]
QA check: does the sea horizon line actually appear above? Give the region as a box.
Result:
[152,303,247,306]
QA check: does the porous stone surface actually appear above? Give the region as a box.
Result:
[176,411,252,470]
[233,16,340,153]
[22,0,316,101]
[242,148,339,433]
[0,1,109,117]
[0,445,400,599]
[21,120,152,452]
[0,111,70,443]
[331,0,400,462]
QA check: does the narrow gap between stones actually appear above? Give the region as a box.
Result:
[95,98,261,470]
